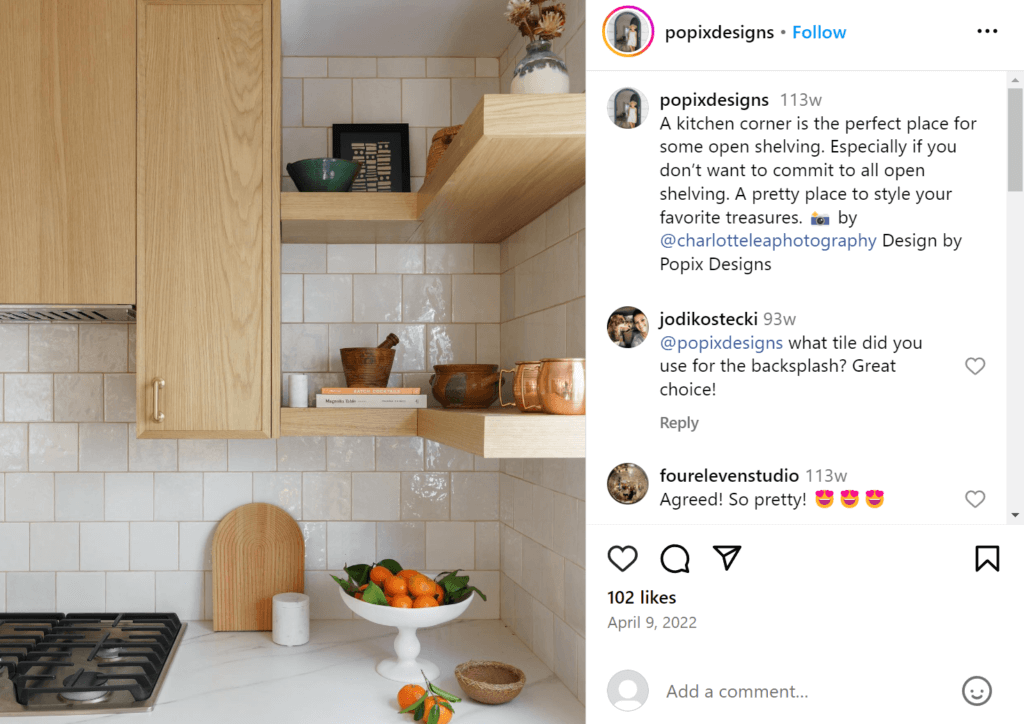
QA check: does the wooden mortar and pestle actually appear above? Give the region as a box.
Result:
[340,334,400,388]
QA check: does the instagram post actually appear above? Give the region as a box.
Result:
[0,1,1020,723]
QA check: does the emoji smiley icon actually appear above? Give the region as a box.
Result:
[815,490,833,508]
[865,490,884,508]
[840,490,859,508]
[962,676,992,706]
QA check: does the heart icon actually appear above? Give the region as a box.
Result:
[965,358,986,375]
[607,545,638,572]
[965,490,986,508]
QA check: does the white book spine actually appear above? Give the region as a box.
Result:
[315,395,427,409]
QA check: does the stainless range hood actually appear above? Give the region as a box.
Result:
[0,305,136,323]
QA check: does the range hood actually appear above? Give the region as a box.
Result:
[0,305,136,323]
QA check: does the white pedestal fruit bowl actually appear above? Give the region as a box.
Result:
[339,588,475,682]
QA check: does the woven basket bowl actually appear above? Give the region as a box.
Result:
[454,660,526,705]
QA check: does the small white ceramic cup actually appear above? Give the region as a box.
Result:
[272,592,310,646]
[288,374,309,408]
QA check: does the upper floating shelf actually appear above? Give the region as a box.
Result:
[281,93,585,244]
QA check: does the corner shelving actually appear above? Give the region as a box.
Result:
[278,407,585,458]
[280,93,585,245]
[277,93,586,455]
[279,408,418,437]
[417,407,584,458]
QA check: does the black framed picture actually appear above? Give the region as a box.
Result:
[332,123,411,193]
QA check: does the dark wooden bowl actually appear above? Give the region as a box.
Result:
[340,348,395,388]
[430,364,500,408]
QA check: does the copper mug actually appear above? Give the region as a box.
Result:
[499,361,543,412]
[537,358,585,415]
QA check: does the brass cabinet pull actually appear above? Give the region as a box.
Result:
[153,378,166,423]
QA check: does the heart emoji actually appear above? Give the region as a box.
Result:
[965,490,986,508]
[608,545,638,572]
[965,358,986,375]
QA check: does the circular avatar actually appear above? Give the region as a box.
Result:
[603,7,654,57]
[608,463,649,505]
[607,670,649,711]
[608,88,649,129]
[607,306,649,348]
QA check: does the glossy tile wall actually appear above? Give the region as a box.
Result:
[282,55,500,193]
[494,2,587,702]
[0,321,500,621]
[281,242,501,405]
[496,188,586,705]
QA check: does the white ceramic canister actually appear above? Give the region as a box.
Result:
[288,374,309,408]
[272,592,310,646]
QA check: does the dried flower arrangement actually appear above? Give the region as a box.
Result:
[506,0,567,41]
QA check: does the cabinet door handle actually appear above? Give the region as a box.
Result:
[153,378,166,423]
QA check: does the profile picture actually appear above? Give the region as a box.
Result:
[607,306,649,348]
[603,7,654,57]
[607,463,649,505]
[607,88,648,129]
[607,670,649,711]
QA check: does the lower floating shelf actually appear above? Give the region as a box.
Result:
[418,407,585,459]
[280,408,418,437]
[278,407,584,458]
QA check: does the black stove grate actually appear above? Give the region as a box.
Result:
[0,613,181,707]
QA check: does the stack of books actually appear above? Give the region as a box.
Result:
[315,387,426,408]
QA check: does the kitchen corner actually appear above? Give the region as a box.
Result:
[1,0,586,718]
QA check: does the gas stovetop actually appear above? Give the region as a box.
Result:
[0,613,185,716]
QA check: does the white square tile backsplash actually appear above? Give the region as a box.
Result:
[494,12,587,690]
[5,375,53,422]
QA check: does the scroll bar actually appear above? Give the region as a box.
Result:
[1010,86,1022,191]
[1007,74,1022,523]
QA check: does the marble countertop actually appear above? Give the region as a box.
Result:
[4,620,583,723]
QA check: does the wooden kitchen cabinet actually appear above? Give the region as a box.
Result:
[0,0,136,305]
[136,0,280,438]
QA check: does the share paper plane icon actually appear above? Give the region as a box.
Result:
[713,546,741,571]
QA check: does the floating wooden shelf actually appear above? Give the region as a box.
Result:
[417,408,584,458]
[281,193,421,244]
[280,93,585,245]
[278,407,584,458]
[279,408,418,437]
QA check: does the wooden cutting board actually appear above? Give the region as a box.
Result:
[212,503,305,631]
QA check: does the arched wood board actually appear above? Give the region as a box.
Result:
[212,503,305,631]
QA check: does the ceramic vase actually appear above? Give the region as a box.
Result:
[511,40,570,94]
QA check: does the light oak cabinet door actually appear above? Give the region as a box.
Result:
[136,0,278,439]
[0,0,136,305]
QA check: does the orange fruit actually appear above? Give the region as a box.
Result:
[397,684,426,710]
[397,569,421,581]
[390,594,413,608]
[424,697,453,724]
[384,576,409,597]
[408,575,435,597]
[355,583,369,600]
[370,566,393,585]
[413,595,439,608]
[433,582,445,605]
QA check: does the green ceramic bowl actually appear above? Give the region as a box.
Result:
[286,157,363,192]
